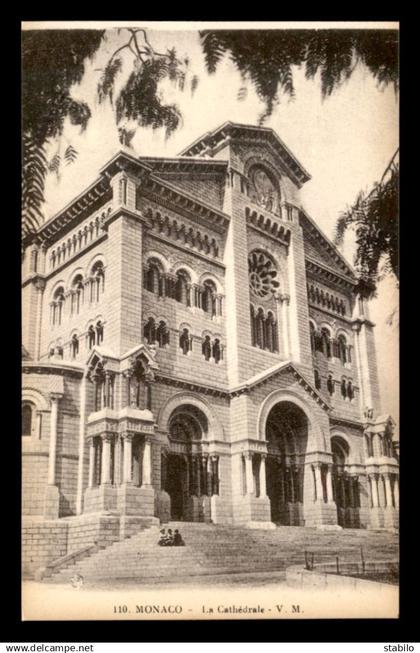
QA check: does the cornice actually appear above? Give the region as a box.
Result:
[34,178,112,246]
[22,362,84,379]
[300,208,356,279]
[155,373,229,398]
[306,257,356,291]
[245,206,291,246]
[142,174,230,234]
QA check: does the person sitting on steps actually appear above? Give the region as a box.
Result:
[173,529,185,546]
[158,528,169,546]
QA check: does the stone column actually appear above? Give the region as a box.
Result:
[348,476,355,509]
[207,456,213,496]
[114,435,122,485]
[101,434,112,485]
[48,393,61,485]
[384,473,393,508]
[34,278,45,360]
[393,477,399,509]
[88,438,95,488]
[313,464,323,502]
[202,455,209,495]
[245,452,254,495]
[326,464,334,503]
[370,474,379,507]
[122,434,133,483]
[196,455,201,497]
[259,454,267,497]
[142,438,152,486]
[281,293,291,359]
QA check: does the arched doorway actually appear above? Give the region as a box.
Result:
[162,405,219,522]
[331,436,360,528]
[265,401,308,526]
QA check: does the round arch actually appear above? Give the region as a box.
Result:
[22,387,50,412]
[158,392,225,442]
[171,261,198,284]
[144,250,170,274]
[86,252,107,275]
[67,266,85,287]
[330,429,360,464]
[197,272,223,294]
[258,389,326,451]
[49,279,66,300]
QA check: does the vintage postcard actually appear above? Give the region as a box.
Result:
[21,20,399,621]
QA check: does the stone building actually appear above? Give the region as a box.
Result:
[22,122,399,575]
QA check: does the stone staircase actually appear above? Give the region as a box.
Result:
[48,521,399,584]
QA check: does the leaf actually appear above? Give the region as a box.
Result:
[237,86,248,101]
[190,74,199,96]
[48,153,61,176]
[97,57,123,105]
[64,144,78,165]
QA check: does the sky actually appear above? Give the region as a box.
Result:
[30,23,399,420]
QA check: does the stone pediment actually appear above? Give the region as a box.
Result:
[230,361,331,411]
[179,122,311,188]
[120,343,160,374]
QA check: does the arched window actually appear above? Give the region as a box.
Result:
[365,434,374,457]
[314,369,321,390]
[71,334,79,358]
[156,321,170,347]
[327,374,335,395]
[212,338,222,363]
[96,321,104,345]
[250,305,256,346]
[337,334,348,364]
[144,318,156,345]
[202,335,212,361]
[145,260,163,296]
[256,308,265,349]
[71,275,84,314]
[266,311,278,353]
[179,328,191,355]
[174,270,191,306]
[91,261,105,302]
[251,306,278,353]
[247,165,280,213]
[341,378,347,398]
[87,325,96,349]
[22,403,33,436]
[202,280,217,317]
[310,322,316,354]
[321,328,332,358]
[347,380,354,401]
[53,287,65,325]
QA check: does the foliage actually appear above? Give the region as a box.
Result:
[22,27,399,245]
[200,29,399,122]
[334,153,399,298]
[97,29,196,142]
[22,29,105,240]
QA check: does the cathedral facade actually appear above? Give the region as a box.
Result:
[22,122,399,576]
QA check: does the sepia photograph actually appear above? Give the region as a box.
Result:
[21,20,399,621]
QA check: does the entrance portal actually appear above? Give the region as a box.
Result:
[166,454,187,520]
[162,404,220,522]
[265,401,308,526]
[331,436,361,528]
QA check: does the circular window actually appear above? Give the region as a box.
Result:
[248,250,280,298]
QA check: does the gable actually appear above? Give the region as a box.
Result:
[149,173,225,210]
[300,211,356,283]
[231,361,330,412]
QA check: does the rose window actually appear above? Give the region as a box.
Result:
[248,250,280,298]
